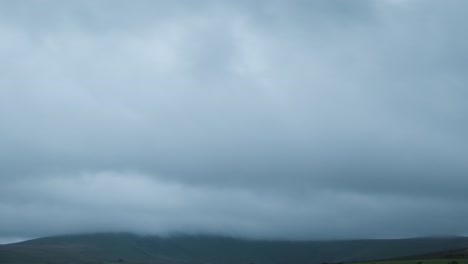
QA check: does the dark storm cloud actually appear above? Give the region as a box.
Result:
[1,0,468,242]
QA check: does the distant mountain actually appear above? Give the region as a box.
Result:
[2,233,468,264]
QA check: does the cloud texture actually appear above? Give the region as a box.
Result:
[1,0,468,241]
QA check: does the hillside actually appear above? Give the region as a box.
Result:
[352,245,468,264]
[2,234,468,264]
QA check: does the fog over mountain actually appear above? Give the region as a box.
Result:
[1,0,468,243]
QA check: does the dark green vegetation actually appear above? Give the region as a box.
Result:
[354,260,468,264]
[353,247,468,264]
[2,233,468,264]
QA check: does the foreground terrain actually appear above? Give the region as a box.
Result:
[353,247,468,264]
[1,234,468,264]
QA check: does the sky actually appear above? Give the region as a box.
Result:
[1,0,468,243]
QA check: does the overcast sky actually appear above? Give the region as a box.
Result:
[1,0,468,243]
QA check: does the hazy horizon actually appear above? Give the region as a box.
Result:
[1,0,468,242]
[3,232,468,246]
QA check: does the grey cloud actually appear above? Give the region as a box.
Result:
[1,0,468,240]
[2,172,467,240]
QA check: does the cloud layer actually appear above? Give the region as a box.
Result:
[1,0,468,241]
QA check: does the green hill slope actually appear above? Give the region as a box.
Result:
[2,234,468,264]
[351,244,468,264]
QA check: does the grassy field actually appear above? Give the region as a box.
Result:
[354,259,468,264]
